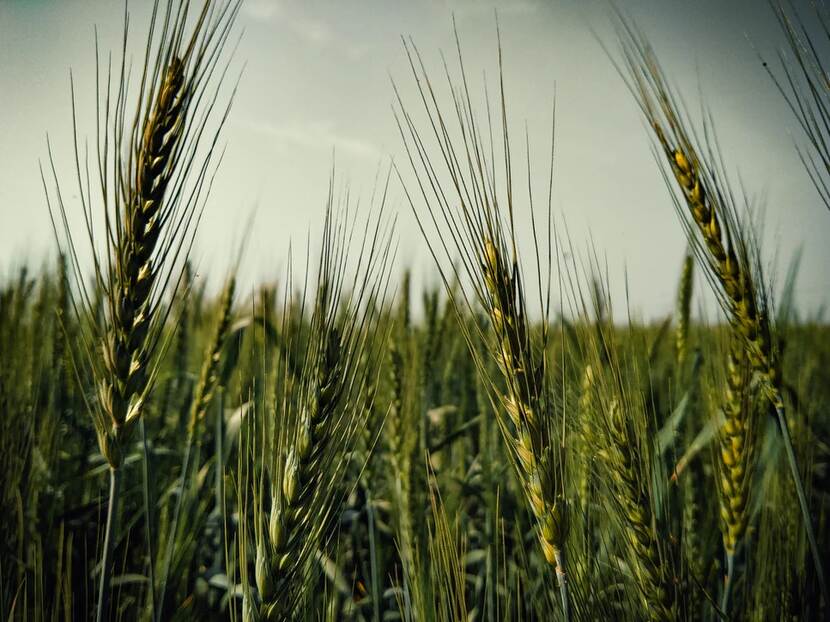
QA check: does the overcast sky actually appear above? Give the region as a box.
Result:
[0,0,827,321]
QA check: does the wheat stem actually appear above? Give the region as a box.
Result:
[555,548,570,621]
[157,277,235,619]
[775,402,827,606]
[139,419,157,619]
[95,467,121,622]
[721,551,736,614]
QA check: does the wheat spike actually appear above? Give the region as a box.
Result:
[386,338,416,577]
[718,337,757,556]
[668,148,783,406]
[615,22,827,608]
[96,57,188,467]
[39,4,242,619]
[716,336,758,614]
[187,277,236,434]
[481,239,568,575]
[394,28,572,616]
[239,183,393,620]
[601,397,676,622]
[264,323,342,591]
[674,254,694,371]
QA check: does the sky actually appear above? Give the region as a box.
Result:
[0,0,827,321]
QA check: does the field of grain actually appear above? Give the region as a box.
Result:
[1,1,829,620]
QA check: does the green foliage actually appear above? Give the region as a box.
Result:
[2,251,829,620]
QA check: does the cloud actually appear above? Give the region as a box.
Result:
[237,119,381,159]
[242,3,369,60]
[453,0,541,18]
[241,2,330,44]
[345,43,370,61]
[242,0,281,21]
[287,15,332,45]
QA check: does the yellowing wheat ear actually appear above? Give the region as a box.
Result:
[614,18,828,611]
[480,238,569,570]
[394,28,573,618]
[716,336,758,610]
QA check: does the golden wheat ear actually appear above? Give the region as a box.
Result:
[612,15,828,612]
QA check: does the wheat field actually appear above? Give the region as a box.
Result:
[1,1,829,620]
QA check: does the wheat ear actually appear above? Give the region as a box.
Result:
[386,338,416,582]
[96,56,187,467]
[394,28,572,616]
[96,52,187,622]
[614,23,828,608]
[40,2,241,618]
[717,336,758,610]
[601,397,676,622]
[481,239,569,573]
[242,183,393,620]
[674,254,694,371]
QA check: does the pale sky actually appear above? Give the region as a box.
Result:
[0,0,827,321]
